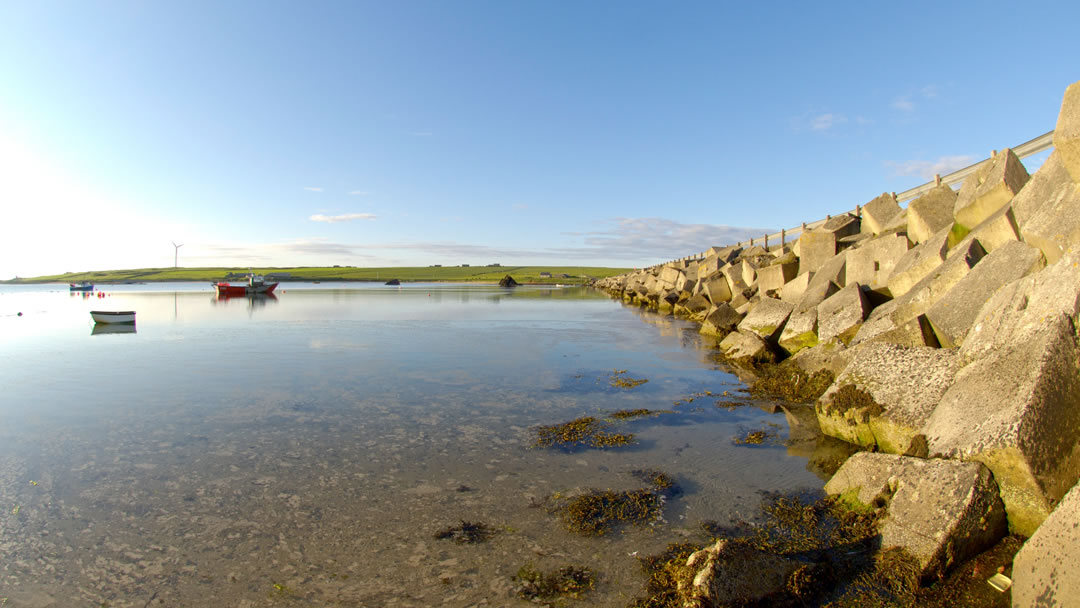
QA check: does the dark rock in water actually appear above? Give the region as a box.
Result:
[499,275,518,287]
[384,279,401,285]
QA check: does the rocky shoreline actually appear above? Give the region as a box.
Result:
[593,80,1080,606]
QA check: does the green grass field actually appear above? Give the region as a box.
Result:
[8,265,631,285]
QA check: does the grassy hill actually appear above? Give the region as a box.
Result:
[7,265,632,285]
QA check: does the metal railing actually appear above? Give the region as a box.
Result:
[647,129,1055,270]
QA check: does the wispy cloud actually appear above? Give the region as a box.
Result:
[891,97,915,112]
[309,213,378,223]
[885,155,974,180]
[809,113,846,132]
[512,203,529,211]
[304,187,323,192]
[348,190,369,196]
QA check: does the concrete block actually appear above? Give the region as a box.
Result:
[886,227,950,298]
[1053,79,1080,184]
[845,233,911,293]
[925,257,1080,534]
[798,214,860,273]
[953,148,1030,231]
[706,245,742,263]
[675,293,713,321]
[679,539,802,607]
[777,306,817,356]
[817,284,868,344]
[699,274,732,304]
[825,453,1007,580]
[816,343,960,453]
[756,261,799,295]
[861,192,902,236]
[740,258,758,288]
[964,203,1020,254]
[1021,180,1080,266]
[889,236,986,327]
[659,265,684,287]
[718,330,775,366]
[1011,481,1080,608]
[790,341,855,379]
[1014,151,1075,229]
[907,183,958,245]
[721,264,750,297]
[736,297,795,343]
[880,207,909,236]
[924,241,1045,348]
[699,303,743,338]
[780,271,813,303]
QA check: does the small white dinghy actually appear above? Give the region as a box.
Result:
[90,310,136,324]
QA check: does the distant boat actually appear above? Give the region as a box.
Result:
[90,310,136,324]
[69,282,94,292]
[213,274,278,296]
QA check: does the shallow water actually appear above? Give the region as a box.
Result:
[0,283,843,607]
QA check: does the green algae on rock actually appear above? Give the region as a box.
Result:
[552,488,665,536]
[611,408,671,420]
[749,360,834,403]
[610,369,649,389]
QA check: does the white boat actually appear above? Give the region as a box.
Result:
[90,310,136,324]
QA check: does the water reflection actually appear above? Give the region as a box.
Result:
[90,323,137,336]
[211,291,279,312]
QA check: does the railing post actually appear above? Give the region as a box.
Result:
[856,205,861,217]
[827,214,831,220]
[764,233,768,249]
[934,173,942,186]
[781,228,786,247]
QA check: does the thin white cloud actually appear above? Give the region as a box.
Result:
[891,97,915,112]
[304,187,323,192]
[921,85,939,99]
[348,190,369,196]
[885,155,975,180]
[309,213,378,223]
[810,113,846,131]
[512,203,529,211]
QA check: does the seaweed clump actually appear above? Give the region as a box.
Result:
[750,360,834,403]
[818,384,884,424]
[610,369,649,389]
[534,416,635,450]
[551,470,679,536]
[612,408,671,420]
[515,564,596,601]
[433,520,495,544]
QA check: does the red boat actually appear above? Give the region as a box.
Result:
[213,274,278,296]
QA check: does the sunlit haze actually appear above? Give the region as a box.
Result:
[1,1,1077,279]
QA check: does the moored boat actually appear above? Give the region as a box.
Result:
[213,273,278,296]
[90,310,136,324]
[69,282,94,292]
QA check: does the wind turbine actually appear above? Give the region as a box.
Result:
[172,241,184,268]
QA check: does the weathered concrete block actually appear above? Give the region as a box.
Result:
[845,233,910,293]
[799,215,861,273]
[953,148,1030,231]
[924,241,1044,348]
[816,343,960,453]
[889,236,986,327]
[825,453,1007,579]
[887,227,950,298]
[675,293,713,321]
[778,306,817,356]
[1053,79,1080,184]
[699,275,732,304]
[1021,180,1080,266]
[706,245,742,263]
[721,264,750,297]
[907,184,958,244]
[780,271,813,303]
[700,303,743,338]
[880,207,909,236]
[740,258,758,288]
[756,261,799,295]
[804,249,847,296]
[736,297,795,343]
[658,265,684,288]
[1011,481,1080,608]
[817,284,868,345]
[962,203,1020,254]
[790,341,854,379]
[926,257,1080,535]
[861,192,902,236]
[718,330,775,366]
[1012,151,1074,229]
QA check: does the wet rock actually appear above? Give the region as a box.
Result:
[699,302,742,338]
[384,278,401,285]
[825,452,1007,580]
[678,539,803,608]
[498,275,519,287]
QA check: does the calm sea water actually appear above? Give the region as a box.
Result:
[0,283,847,607]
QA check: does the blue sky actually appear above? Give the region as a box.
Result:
[1,1,1077,279]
